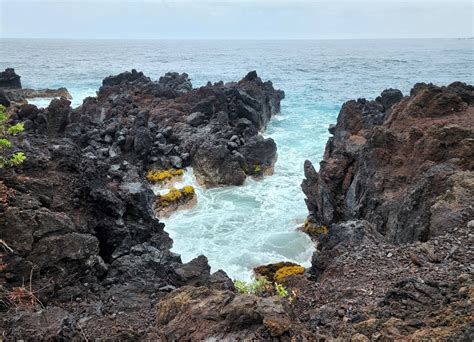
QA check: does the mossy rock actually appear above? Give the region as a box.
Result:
[154,185,197,218]
[254,261,299,280]
[146,169,184,183]
[157,186,195,207]
[241,163,265,176]
[303,219,329,237]
[274,265,305,283]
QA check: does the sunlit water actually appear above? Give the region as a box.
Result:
[1,39,472,280]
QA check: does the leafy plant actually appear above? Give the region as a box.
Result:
[234,280,249,294]
[0,105,25,168]
[274,283,288,298]
[249,277,271,296]
[233,277,290,298]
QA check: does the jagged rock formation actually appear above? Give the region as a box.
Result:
[302,82,473,243]
[287,219,473,340]
[0,70,283,339]
[294,82,474,340]
[84,69,283,187]
[150,285,313,340]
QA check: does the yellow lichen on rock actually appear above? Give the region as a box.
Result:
[254,262,299,280]
[146,169,184,183]
[303,219,328,237]
[182,185,195,196]
[254,164,262,173]
[158,187,183,207]
[156,185,196,209]
[274,265,305,283]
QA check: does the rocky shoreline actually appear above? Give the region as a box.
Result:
[1,69,473,340]
[0,68,72,107]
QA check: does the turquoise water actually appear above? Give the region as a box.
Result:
[2,39,473,280]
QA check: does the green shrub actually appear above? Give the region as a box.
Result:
[274,283,288,298]
[0,105,25,168]
[249,277,271,296]
[234,280,249,294]
[233,277,290,298]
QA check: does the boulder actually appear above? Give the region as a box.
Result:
[186,111,206,126]
[0,68,21,89]
[153,286,309,340]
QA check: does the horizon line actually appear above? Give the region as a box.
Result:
[1,37,473,41]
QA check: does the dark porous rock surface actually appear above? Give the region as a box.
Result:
[0,70,286,340]
[291,82,474,340]
[149,82,474,340]
[0,68,21,89]
[302,82,474,243]
[149,285,313,340]
[74,69,284,187]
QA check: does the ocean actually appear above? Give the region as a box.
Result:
[1,38,473,280]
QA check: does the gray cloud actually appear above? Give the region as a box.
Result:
[0,0,472,39]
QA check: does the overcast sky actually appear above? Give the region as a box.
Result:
[1,0,473,39]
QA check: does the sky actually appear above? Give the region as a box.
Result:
[0,0,473,39]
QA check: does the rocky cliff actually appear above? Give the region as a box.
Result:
[302,82,473,243]
[296,82,474,339]
[0,68,21,89]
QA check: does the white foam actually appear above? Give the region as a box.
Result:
[158,166,316,282]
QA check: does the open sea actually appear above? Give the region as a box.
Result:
[1,38,473,280]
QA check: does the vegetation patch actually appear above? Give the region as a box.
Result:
[254,261,299,280]
[146,168,184,183]
[241,163,265,176]
[154,185,197,218]
[0,105,26,168]
[233,277,291,298]
[303,219,329,237]
[157,186,195,207]
[274,265,305,283]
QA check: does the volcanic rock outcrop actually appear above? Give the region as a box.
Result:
[296,82,474,339]
[0,68,21,89]
[0,68,72,106]
[0,70,284,339]
[302,82,473,243]
[73,69,284,187]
